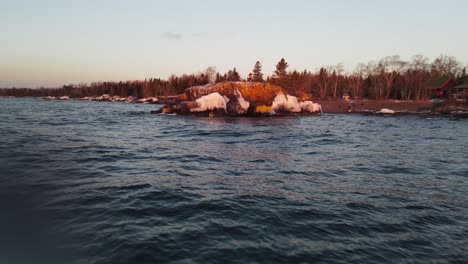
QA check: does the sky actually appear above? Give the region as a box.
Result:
[1,0,468,88]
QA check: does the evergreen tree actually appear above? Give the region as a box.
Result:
[273,58,289,88]
[252,61,264,82]
[232,68,240,81]
[215,72,222,83]
[273,58,289,80]
[226,68,241,81]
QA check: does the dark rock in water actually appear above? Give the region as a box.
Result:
[157,94,188,105]
[436,104,468,114]
[153,101,196,115]
[431,103,468,119]
[451,112,468,119]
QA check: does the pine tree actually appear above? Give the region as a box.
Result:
[215,72,221,83]
[273,58,289,88]
[252,61,264,82]
[232,68,240,81]
[273,58,288,80]
[226,68,241,81]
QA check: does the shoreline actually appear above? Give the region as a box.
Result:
[316,99,433,113]
[316,99,468,119]
[3,96,467,119]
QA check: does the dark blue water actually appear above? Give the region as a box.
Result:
[1,98,467,263]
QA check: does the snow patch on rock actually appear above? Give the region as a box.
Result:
[300,101,322,113]
[190,92,228,112]
[272,93,301,113]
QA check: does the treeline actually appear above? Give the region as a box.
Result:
[265,55,467,100]
[0,74,211,98]
[1,54,467,100]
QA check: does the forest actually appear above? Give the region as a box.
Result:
[1,54,467,101]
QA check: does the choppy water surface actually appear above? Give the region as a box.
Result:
[1,98,467,263]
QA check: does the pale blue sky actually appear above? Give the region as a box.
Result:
[1,0,467,87]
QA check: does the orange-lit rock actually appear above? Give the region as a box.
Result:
[153,82,321,116]
[185,82,283,106]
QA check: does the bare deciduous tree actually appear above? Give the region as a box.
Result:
[379,55,404,100]
[317,67,330,98]
[431,54,462,79]
[204,67,216,83]
[330,63,344,98]
[411,55,430,100]
[348,63,366,99]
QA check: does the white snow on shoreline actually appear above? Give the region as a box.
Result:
[378,108,396,114]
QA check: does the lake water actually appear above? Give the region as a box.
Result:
[1,98,467,263]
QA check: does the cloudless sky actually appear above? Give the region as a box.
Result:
[1,0,467,87]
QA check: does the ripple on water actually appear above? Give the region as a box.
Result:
[0,98,467,263]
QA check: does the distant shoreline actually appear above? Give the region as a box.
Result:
[317,99,468,119]
[317,99,433,113]
[3,96,467,119]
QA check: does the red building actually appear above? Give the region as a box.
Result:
[427,78,455,98]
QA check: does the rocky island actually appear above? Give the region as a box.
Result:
[152,82,322,117]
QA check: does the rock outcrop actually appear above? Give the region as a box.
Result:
[434,103,468,119]
[153,82,321,117]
